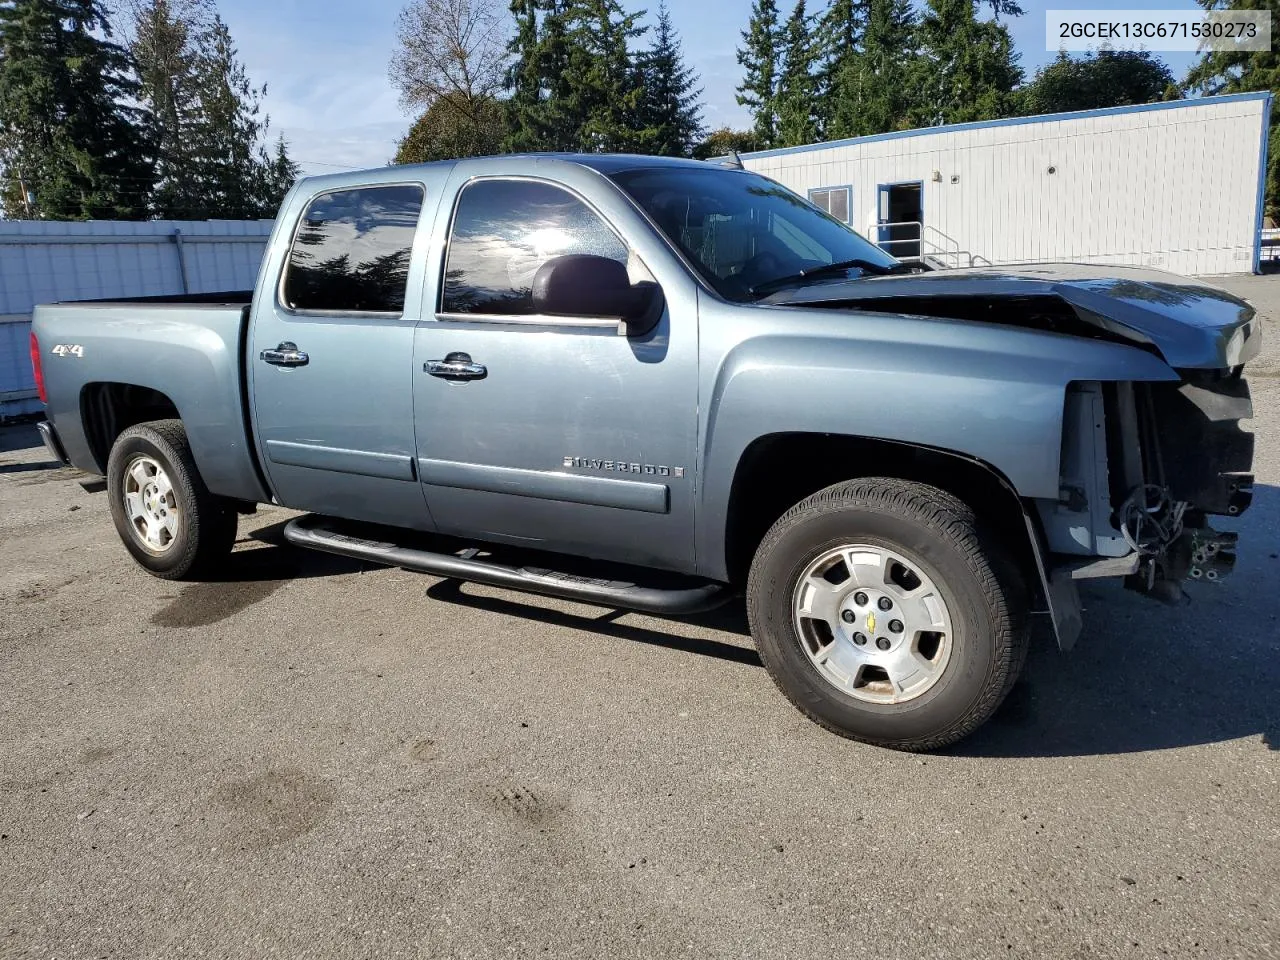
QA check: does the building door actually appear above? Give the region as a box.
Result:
[876,182,923,261]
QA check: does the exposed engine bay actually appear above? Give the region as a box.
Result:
[1037,374,1253,609]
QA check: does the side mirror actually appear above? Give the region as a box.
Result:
[531,254,663,336]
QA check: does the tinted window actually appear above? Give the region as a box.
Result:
[283,185,424,314]
[442,179,629,315]
[610,168,895,302]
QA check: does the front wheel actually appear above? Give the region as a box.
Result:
[747,478,1028,751]
[106,420,237,579]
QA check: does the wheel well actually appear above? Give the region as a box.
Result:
[723,433,1041,593]
[80,382,181,472]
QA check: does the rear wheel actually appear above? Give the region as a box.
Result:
[107,420,237,579]
[747,478,1028,751]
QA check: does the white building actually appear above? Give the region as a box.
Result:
[737,92,1271,277]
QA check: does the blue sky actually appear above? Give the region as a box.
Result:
[216,0,1204,175]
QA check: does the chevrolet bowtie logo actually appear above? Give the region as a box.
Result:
[866,612,877,634]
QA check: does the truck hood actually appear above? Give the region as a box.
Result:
[765,263,1260,369]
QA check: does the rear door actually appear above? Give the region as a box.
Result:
[248,181,437,529]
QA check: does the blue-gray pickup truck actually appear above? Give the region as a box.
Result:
[30,154,1258,750]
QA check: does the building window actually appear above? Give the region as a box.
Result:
[283,185,424,315]
[808,186,852,225]
[441,179,631,316]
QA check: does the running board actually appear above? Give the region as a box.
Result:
[283,515,734,615]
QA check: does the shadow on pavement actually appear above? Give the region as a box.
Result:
[196,491,1277,754]
[0,423,44,456]
[425,579,760,667]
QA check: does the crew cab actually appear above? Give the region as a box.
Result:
[31,154,1257,750]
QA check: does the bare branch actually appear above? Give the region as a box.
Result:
[388,0,511,112]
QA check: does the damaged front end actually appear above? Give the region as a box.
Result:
[1038,372,1254,615]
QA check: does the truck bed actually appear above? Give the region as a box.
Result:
[31,298,269,504]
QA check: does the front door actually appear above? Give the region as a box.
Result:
[248,182,435,530]
[411,174,698,572]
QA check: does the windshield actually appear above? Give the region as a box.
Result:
[609,167,899,301]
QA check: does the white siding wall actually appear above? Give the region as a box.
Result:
[0,219,272,417]
[744,94,1268,277]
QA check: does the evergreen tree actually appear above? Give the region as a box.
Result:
[775,0,818,146]
[634,0,703,156]
[262,133,299,203]
[502,0,649,153]
[1186,0,1280,219]
[825,0,917,138]
[126,0,210,218]
[736,0,780,149]
[1021,50,1178,116]
[911,0,1021,127]
[814,0,865,137]
[0,0,155,219]
[563,0,647,151]
[503,0,544,149]
[186,14,291,218]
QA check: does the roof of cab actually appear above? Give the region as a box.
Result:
[299,152,727,190]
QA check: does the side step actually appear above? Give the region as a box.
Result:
[283,515,734,616]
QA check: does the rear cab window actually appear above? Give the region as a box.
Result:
[282,184,425,315]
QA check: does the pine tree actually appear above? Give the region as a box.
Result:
[736,0,781,149]
[1186,0,1280,219]
[634,0,703,156]
[0,0,155,219]
[186,14,293,218]
[126,0,211,218]
[504,0,544,150]
[775,0,818,146]
[563,0,647,151]
[911,0,1021,127]
[814,0,865,137]
[262,133,299,207]
[825,0,917,138]
[503,0,649,153]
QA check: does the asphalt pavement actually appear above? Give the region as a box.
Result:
[1,273,1277,959]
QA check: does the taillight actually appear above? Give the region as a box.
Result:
[29,331,46,404]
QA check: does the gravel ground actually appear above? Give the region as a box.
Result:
[1,274,1278,960]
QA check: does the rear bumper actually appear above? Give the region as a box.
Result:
[37,419,69,465]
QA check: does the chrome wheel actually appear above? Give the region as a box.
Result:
[122,455,180,554]
[792,543,953,704]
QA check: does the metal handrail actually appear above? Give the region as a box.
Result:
[873,220,981,269]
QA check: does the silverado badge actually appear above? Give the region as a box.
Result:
[563,456,685,478]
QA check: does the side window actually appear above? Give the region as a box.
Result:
[283,184,424,314]
[441,179,629,315]
[808,186,851,225]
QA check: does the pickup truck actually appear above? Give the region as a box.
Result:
[31,154,1257,751]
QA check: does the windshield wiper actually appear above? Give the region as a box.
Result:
[750,257,915,297]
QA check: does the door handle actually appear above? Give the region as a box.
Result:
[425,352,487,381]
[261,342,309,366]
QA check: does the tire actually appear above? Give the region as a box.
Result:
[747,478,1028,752]
[106,419,237,580]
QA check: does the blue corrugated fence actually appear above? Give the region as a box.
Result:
[0,219,273,418]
